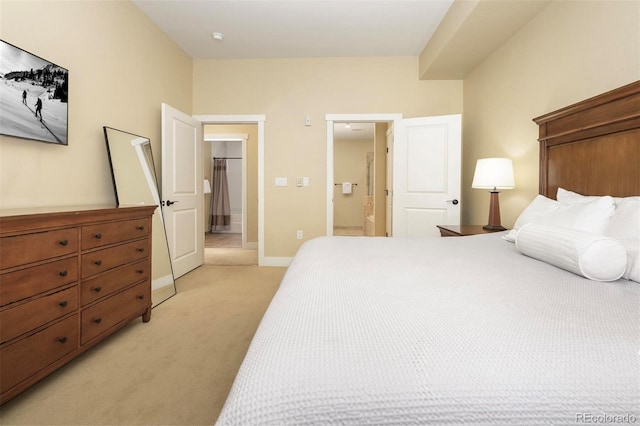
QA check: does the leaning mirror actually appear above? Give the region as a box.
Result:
[103,127,176,307]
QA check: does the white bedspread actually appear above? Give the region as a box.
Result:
[216,234,640,425]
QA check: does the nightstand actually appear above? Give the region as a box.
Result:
[436,225,505,237]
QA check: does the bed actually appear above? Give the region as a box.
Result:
[215,81,640,425]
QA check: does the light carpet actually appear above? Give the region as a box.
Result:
[0,265,285,425]
[204,248,257,266]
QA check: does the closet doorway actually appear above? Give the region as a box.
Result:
[204,124,259,266]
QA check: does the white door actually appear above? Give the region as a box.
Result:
[161,103,203,278]
[392,114,461,238]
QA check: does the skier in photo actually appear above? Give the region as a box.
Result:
[34,98,42,119]
[22,90,27,105]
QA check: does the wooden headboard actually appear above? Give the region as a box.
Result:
[534,80,640,199]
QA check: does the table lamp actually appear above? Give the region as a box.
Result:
[472,158,515,231]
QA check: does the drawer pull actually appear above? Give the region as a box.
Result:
[137,225,145,231]
[58,337,68,343]
[59,270,68,277]
[137,295,145,300]
[137,269,144,274]
[137,248,145,253]
[94,233,102,239]
[94,260,102,266]
[59,300,68,307]
[59,239,69,246]
[93,318,102,324]
[93,286,102,293]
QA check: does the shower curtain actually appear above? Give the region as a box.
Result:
[210,159,231,231]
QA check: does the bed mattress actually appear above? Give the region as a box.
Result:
[216,234,640,425]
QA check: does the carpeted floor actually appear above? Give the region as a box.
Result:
[204,233,258,266]
[0,265,285,425]
[204,248,258,266]
[205,233,242,248]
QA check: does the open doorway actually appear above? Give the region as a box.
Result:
[333,122,375,236]
[203,124,258,266]
[327,114,402,237]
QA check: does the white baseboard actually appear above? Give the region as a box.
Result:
[152,274,175,290]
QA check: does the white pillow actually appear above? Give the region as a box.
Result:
[557,188,639,283]
[504,195,557,242]
[557,187,600,204]
[504,194,615,242]
[516,223,627,282]
[606,197,640,282]
[557,187,632,205]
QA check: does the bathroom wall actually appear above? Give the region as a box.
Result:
[374,123,388,236]
[210,141,242,215]
[334,138,374,228]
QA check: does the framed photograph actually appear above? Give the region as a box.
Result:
[0,40,68,145]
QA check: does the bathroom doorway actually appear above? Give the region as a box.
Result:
[326,114,400,237]
[332,122,385,237]
[203,124,259,265]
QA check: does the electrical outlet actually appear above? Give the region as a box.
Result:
[297,230,303,240]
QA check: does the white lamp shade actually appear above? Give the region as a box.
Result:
[472,158,515,190]
[203,179,212,194]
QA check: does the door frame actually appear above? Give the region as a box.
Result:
[325,113,402,236]
[204,133,253,249]
[194,115,265,265]
[385,126,394,237]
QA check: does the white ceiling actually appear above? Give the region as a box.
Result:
[132,0,454,59]
[334,122,375,140]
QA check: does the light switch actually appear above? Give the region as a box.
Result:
[296,177,303,187]
[275,177,288,187]
[303,177,310,187]
[305,115,312,126]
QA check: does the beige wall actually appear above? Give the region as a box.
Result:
[203,124,258,243]
[6,1,629,260]
[0,0,192,210]
[334,138,373,227]
[193,57,462,257]
[462,0,640,228]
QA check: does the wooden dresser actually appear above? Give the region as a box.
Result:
[0,205,156,404]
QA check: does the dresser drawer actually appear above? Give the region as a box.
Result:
[0,287,77,344]
[81,281,149,344]
[0,315,78,394]
[81,239,149,279]
[81,259,149,306]
[81,218,149,250]
[0,258,78,307]
[0,229,78,269]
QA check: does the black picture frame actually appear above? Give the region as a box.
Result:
[0,39,68,145]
